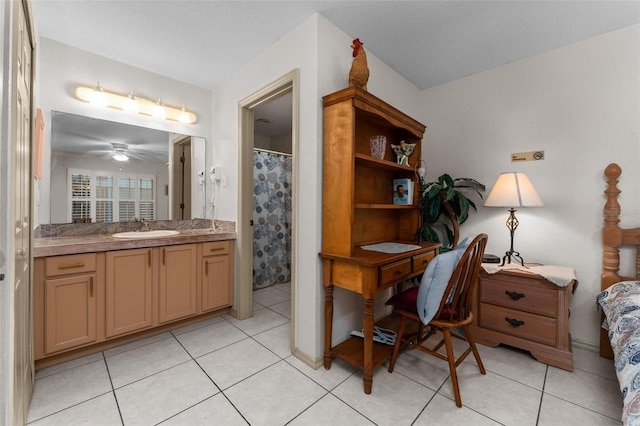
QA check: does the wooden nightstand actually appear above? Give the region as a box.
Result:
[470,267,576,371]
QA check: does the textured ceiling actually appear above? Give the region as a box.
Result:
[31,1,640,91]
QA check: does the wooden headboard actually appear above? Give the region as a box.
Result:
[601,163,640,358]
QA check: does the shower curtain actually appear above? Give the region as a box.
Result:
[253,150,292,290]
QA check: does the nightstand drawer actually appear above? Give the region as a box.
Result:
[480,277,558,318]
[478,303,557,346]
[379,259,411,287]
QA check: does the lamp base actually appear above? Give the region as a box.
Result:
[500,250,525,267]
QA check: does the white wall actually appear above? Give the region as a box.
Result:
[212,13,423,361]
[36,38,213,225]
[50,152,168,223]
[418,24,640,347]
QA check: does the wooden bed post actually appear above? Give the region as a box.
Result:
[603,163,623,287]
[601,163,622,359]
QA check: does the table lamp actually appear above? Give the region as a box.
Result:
[484,172,543,266]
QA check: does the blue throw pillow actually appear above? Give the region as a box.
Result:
[416,238,470,324]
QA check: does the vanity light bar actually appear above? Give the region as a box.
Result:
[75,85,197,124]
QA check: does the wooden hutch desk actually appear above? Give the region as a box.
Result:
[320,86,439,393]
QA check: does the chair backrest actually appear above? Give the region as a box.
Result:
[435,233,488,322]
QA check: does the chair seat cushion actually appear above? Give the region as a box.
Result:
[385,286,419,312]
[386,287,460,320]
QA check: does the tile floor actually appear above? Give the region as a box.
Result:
[28,282,623,425]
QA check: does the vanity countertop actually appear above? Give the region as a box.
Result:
[33,227,236,257]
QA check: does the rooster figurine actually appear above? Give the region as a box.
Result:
[349,38,369,91]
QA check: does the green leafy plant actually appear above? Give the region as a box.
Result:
[418,173,485,250]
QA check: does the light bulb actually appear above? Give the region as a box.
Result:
[179,105,190,123]
[112,149,129,162]
[152,99,166,119]
[88,82,107,107]
[124,91,139,113]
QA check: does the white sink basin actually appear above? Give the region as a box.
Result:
[112,230,180,239]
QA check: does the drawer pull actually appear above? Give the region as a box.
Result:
[90,276,94,298]
[505,317,525,328]
[395,270,402,276]
[505,290,526,301]
[210,247,224,252]
[58,263,85,270]
[205,261,208,275]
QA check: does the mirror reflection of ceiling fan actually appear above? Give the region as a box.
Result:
[82,140,162,163]
[111,143,129,161]
[51,111,171,163]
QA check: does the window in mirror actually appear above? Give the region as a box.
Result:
[68,169,156,223]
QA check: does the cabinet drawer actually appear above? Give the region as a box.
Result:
[480,277,558,318]
[478,303,557,346]
[202,240,230,256]
[412,251,435,272]
[379,259,411,287]
[45,253,97,277]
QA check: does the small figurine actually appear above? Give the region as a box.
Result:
[349,38,369,91]
[391,141,416,166]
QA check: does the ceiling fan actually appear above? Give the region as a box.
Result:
[111,143,129,161]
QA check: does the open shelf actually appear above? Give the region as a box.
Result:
[331,336,393,370]
[355,153,415,173]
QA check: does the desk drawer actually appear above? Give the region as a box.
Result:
[412,251,435,273]
[379,259,411,287]
[45,253,97,277]
[480,277,558,318]
[478,303,557,346]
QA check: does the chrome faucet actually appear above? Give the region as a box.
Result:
[135,218,151,232]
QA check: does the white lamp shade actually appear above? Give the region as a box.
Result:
[484,172,543,208]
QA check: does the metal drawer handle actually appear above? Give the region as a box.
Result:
[395,270,402,276]
[210,247,224,252]
[505,290,525,301]
[58,263,85,270]
[505,317,525,328]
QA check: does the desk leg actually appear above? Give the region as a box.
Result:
[363,297,374,394]
[324,283,334,370]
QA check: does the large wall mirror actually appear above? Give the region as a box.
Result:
[49,111,206,224]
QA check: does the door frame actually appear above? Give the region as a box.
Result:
[235,70,299,352]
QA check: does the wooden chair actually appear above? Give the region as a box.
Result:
[387,233,488,407]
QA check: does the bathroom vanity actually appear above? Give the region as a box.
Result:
[33,221,235,369]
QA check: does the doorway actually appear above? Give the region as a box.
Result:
[169,136,192,220]
[237,70,298,354]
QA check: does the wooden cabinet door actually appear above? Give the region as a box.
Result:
[106,248,153,338]
[201,254,232,312]
[159,244,197,323]
[44,273,97,354]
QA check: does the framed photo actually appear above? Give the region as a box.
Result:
[392,178,413,205]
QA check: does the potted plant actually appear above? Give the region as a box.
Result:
[417,173,485,251]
